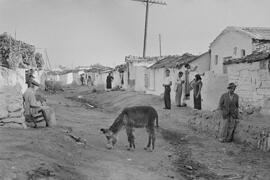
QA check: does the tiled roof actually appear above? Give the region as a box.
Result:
[238,27,270,40]
[210,26,270,47]
[125,55,164,63]
[149,53,197,69]
[224,51,270,65]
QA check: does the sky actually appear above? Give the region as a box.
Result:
[0,0,270,68]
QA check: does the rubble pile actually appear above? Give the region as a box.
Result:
[45,80,64,93]
[0,85,27,128]
[188,109,270,151]
[188,110,223,137]
[0,33,44,69]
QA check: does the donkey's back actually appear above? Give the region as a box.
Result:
[122,106,158,128]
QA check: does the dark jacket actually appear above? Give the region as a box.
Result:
[219,92,239,119]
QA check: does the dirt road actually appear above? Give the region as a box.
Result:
[1,86,270,180]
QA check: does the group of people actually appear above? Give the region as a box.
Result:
[80,74,93,87]
[162,64,239,143]
[162,65,202,110]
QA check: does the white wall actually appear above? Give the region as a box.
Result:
[134,66,147,92]
[190,52,211,75]
[210,30,253,74]
[0,67,27,93]
[146,68,178,103]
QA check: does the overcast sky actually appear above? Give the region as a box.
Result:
[0,0,270,68]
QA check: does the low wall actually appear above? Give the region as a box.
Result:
[188,110,270,152]
[0,67,27,128]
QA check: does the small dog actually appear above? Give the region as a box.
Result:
[100,106,158,151]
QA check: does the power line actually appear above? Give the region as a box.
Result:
[132,0,167,58]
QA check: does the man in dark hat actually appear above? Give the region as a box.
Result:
[23,80,49,127]
[218,82,239,143]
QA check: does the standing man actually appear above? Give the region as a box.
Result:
[218,83,239,143]
[80,74,84,86]
[106,72,114,91]
[23,80,49,127]
[163,69,172,109]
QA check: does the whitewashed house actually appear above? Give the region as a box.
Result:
[125,55,161,91]
[210,26,270,74]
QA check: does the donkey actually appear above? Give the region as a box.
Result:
[100,106,158,151]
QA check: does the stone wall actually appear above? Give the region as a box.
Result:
[0,67,28,128]
[0,85,27,128]
[226,60,270,115]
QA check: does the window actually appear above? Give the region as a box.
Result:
[215,55,218,65]
[144,73,149,88]
[233,47,237,56]
[223,57,231,74]
[241,49,246,57]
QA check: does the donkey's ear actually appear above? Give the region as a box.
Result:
[100,128,106,133]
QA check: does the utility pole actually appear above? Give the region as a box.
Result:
[44,49,52,70]
[132,0,166,58]
[159,34,162,57]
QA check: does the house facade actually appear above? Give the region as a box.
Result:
[125,55,160,91]
[210,26,270,74]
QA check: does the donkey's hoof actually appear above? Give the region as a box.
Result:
[144,147,151,151]
[127,148,131,151]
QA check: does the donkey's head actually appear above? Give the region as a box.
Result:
[100,128,117,149]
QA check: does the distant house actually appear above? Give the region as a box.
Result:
[224,51,270,115]
[125,55,161,91]
[210,26,270,74]
[113,64,128,89]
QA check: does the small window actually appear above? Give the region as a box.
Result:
[233,47,237,56]
[215,55,218,65]
[241,49,246,57]
[260,60,267,69]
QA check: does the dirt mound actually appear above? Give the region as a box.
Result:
[68,90,162,113]
[188,109,270,151]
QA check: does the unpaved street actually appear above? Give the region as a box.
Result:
[1,86,270,180]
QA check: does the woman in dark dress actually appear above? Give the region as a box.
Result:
[193,74,202,110]
[106,72,114,90]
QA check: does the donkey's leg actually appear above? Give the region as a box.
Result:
[126,126,135,150]
[144,129,152,150]
[151,131,156,150]
[126,127,132,150]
